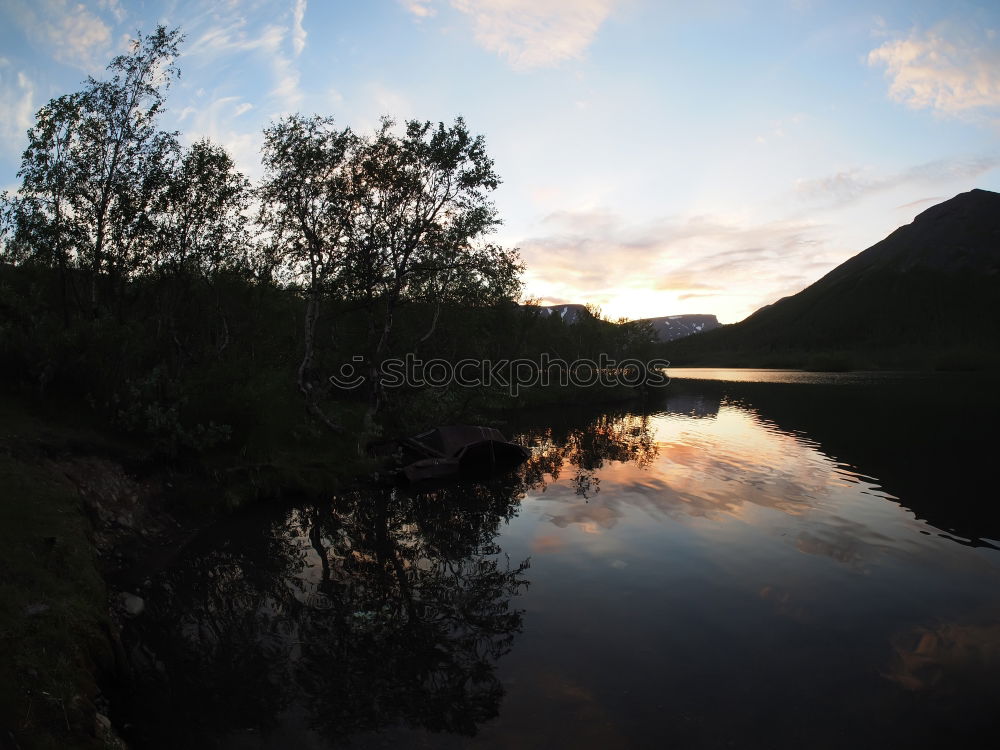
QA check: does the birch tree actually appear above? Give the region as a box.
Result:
[343,117,516,416]
[259,115,357,431]
[4,25,183,317]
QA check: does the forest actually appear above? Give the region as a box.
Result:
[0,26,655,478]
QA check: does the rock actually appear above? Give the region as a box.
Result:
[58,456,145,532]
[95,711,112,735]
[120,593,145,617]
[94,711,129,749]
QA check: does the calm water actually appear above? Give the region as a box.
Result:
[665,367,945,384]
[118,372,1000,749]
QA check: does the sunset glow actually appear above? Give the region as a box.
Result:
[2,1,998,322]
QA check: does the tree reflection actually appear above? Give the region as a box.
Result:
[120,483,529,747]
[119,410,661,747]
[295,487,529,738]
[518,412,658,499]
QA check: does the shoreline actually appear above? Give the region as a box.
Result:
[3,369,996,746]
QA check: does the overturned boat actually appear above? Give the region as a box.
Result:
[393,425,530,483]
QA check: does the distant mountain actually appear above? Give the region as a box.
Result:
[533,304,592,324]
[638,314,720,342]
[666,189,1000,369]
[527,305,721,342]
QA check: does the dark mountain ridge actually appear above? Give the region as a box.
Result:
[665,188,1000,369]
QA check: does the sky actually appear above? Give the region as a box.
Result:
[1,0,998,323]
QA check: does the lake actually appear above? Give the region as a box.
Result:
[117,370,1000,749]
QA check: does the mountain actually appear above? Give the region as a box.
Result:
[533,304,592,324]
[666,189,1000,369]
[528,305,721,342]
[638,314,720,342]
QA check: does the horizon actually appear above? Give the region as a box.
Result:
[536,185,998,323]
[2,0,999,323]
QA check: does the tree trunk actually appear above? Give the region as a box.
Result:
[298,287,343,433]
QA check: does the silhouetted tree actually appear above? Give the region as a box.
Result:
[343,117,520,419]
[259,114,358,431]
[4,26,183,318]
[152,139,253,278]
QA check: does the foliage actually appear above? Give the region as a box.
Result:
[0,24,656,459]
[152,139,255,278]
[259,114,525,426]
[4,26,183,319]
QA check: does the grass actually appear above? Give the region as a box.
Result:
[0,398,113,749]
[0,372,653,747]
[0,388,372,748]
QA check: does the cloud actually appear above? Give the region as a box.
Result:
[894,196,944,211]
[271,54,304,110]
[365,83,414,124]
[794,156,1000,207]
[178,94,264,180]
[407,0,617,69]
[399,0,437,18]
[754,113,806,146]
[517,209,833,322]
[292,0,307,56]
[5,0,112,71]
[189,21,288,58]
[0,60,35,153]
[97,0,126,24]
[188,20,303,111]
[868,23,1000,119]
[456,0,617,68]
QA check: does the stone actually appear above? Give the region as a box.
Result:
[121,593,145,617]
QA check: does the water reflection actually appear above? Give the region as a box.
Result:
[120,375,1000,748]
[120,485,530,747]
[517,396,877,540]
[887,621,1000,692]
[663,374,1000,545]
[519,412,658,500]
[666,367,942,385]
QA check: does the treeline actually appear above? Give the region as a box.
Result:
[0,26,652,460]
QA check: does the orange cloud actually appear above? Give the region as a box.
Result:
[518,209,832,322]
[531,533,566,553]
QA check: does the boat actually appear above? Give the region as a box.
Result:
[390,425,530,483]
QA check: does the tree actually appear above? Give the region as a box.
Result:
[341,117,521,418]
[147,138,255,359]
[259,115,358,431]
[1,93,88,321]
[4,25,183,317]
[260,114,522,431]
[152,139,253,278]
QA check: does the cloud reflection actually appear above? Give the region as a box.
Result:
[520,399,848,532]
